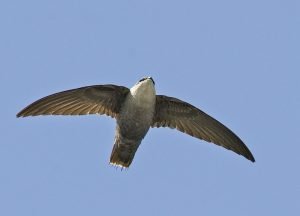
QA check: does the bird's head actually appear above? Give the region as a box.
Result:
[130,77,156,101]
[137,77,155,85]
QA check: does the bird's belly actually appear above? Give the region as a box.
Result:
[117,104,154,140]
[117,110,153,140]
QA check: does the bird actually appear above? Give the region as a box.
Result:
[17,77,255,168]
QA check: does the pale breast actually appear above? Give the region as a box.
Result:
[117,93,156,139]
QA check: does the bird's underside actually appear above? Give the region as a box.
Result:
[17,79,255,168]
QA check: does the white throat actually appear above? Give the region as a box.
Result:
[129,79,156,107]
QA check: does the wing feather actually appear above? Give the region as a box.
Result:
[17,85,129,118]
[152,95,255,162]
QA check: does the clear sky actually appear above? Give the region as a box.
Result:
[1,0,299,215]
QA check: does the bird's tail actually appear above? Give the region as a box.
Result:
[109,138,140,169]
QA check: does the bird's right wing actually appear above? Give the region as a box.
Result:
[17,85,130,118]
[152,95,255,162]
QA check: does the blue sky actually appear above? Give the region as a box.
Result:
[1,0,299,215]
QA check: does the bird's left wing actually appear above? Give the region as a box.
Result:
[17,85,129,118]
[152,95,255,162]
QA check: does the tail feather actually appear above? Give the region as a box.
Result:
[109,139,140,168]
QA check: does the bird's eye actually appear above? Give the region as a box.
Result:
[138,77,155,85]
[150,77,155,85]
[139,78,147,82]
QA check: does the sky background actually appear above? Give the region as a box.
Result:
[1,0,299,215]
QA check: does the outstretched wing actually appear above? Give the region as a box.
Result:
[152,95,255,162]
[17,85,129,118]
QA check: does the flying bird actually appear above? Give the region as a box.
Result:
[17,77,255,168]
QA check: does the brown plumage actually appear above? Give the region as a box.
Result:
[17,85,129,118]
[17,77,255,168]
[152,95,255,162]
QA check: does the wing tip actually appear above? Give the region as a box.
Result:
[244,152,255,163]
[16,112,23,118]
[248,155,255,163]
[16,109,32,118]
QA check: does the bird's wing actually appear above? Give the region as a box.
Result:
[152,95,255,162]
[17,85,130,118]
